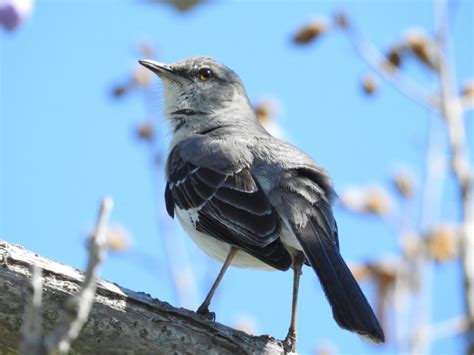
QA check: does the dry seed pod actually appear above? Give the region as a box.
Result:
[461,80,474,99]
[392,169,415,198]
[293,19,328,45]
[146,0,204,12]
[167,0,204,12]
[334,11,349,29]
[350,261,397,285]
[340,185,393,216]
[365,188,393,215]
[133,66,152,87]
[400,233,422,258]
[405,29,438,71]
[111,84,129,98]
[105,226,131,252]
[371,263,397,286]
[137,121,154,142]
[350,263,370,281]
[361,74,378,96]
[426,225,458,262]
[254,101,275,124]
[138,41,155,57]
[384,45,403,72]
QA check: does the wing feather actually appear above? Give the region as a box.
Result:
[165,148,291,271]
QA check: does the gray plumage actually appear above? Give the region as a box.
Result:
[139,56,385,344]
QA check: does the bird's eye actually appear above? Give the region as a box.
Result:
[198,68,213,81]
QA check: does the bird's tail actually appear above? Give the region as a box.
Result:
[292,216,385,343]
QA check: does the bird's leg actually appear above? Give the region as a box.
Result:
[283,252,305,353]
[197,246,237,321]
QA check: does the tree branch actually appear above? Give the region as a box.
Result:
[44,197,113,353]
[0,240,284,354]
[19,265,44,355]
[434,1,474,352]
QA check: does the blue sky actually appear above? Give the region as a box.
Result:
[1,1,473,354]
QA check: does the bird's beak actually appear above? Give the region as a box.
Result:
[138,59,179,81]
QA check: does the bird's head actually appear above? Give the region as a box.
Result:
[139,56,255,135]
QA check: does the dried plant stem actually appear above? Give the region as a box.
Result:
[427,315,469,341]
[44,197,113,353]
[19,265,44,355]
[435,1,474,352]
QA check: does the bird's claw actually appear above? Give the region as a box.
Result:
[196,305,216,322]
[282,332,297,354]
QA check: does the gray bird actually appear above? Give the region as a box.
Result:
[139,56,385,352]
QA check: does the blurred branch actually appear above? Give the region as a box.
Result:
[426,316,469,341]
[44,197,113,353]
[434,1,474,353]
[460,96,474,111]
[19,265,44,355]
[17,198,113,354]
[1,240,284,354]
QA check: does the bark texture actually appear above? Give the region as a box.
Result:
[0,240,285,354]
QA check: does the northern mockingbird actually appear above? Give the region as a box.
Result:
[139,56,385,351]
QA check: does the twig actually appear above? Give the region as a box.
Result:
[44,197,113,353]
[409,112,448,354]
[19,265,44,355]
[434,1,474,353]
[460,97,474,112]
[341,25,439,110]
[426,316,469,341]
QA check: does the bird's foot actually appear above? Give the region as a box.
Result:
[196,305,216,322]
[283,331,297,354]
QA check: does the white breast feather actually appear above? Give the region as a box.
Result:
[175,207,276,270]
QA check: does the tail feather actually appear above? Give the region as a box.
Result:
[292,217,385,343]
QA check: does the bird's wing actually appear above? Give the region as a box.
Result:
[275,168,385,343]
[165,141,292,271]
